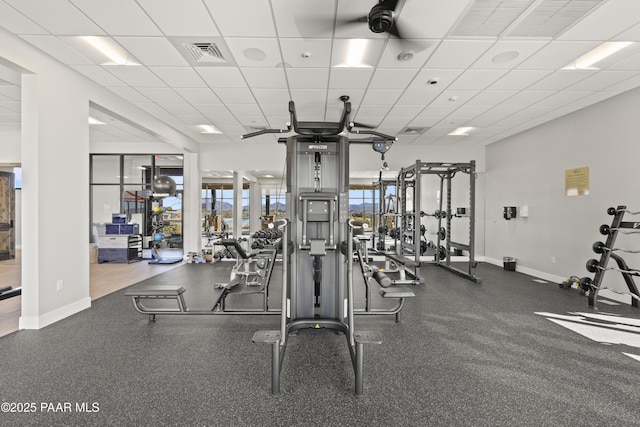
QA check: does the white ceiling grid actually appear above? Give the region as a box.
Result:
[0,0,637,146]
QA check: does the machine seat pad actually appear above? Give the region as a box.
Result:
[383,252,419,267]
[379,287,415,299]
[125,286,185,297]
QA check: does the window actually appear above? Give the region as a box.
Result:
[348,185,378,227]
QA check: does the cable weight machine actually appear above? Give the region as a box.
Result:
[245,97,397,396]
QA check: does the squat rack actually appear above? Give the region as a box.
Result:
[395,160,481,283]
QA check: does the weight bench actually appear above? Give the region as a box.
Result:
[0,286,21,301]
[381,252,424,286]
[371,270,415,322]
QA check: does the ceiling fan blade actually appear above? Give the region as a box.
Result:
[335,15,368,29]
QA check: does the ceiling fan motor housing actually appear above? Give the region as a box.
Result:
[368,4,394,33]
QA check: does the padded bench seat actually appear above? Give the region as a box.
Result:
[125,285,185,297]
[379,287,415,299]
[383,252,419,267]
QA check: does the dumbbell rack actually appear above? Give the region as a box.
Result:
[587,205,640,309]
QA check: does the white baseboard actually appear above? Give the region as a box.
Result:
[19,297,91,330]
[483,257,566,284]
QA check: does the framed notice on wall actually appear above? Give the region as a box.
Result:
[565,166,590,196]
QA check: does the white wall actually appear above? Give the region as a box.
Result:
[0,129,20,161]
[0,27,200,329]
[485,86,640,298]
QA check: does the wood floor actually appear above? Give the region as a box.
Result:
[0,251,183,337]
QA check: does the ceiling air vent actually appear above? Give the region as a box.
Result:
[183,42,226,63]
[169,37,237,67]
[401,126,429,135]
[450,0,608,38]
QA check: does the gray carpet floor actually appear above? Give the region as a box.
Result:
[1,259,639,426]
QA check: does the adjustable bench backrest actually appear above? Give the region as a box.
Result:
[221,239,250,259]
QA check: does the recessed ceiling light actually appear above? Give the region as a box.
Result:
[244,47,266,61]
[563,41,633,70]
[334,39,370,68]
[263,174,274,178]
[492,50,519,64]
[197,124,222,134]
[88,116,105,125]
[81,36,139,66]
[448,126,475,136]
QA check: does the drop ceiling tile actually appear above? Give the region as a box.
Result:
[387,104,425,118]
[444,105,493,121]
[614,21,640,41]
[226,38,283,67]
[487,70,553,90]
[509,105,557,118]
[377,40,439,69]
[175,114,208,126]
[260,103,288,116]
[290,89,326,105]
[424,40,494,69]
[368,69,419,89]
[286,68,329,89]
[115,37,189,66]
[291,105,325,119]
[468,106,518,128]
[471,40,548,70]
[327,89,365,107]
[70,0,162,36]
[605,74,640,92]
[136,87,184,103]
[239,68,287,89]
[533,91,592,107]
[449,70,509,90]
[251,88,291,105]
[72,65,127,86]
[158,102,201,116]
[205,0,276,37]
[107,87,152,103]
[4,0,105,35]
[0,101,19,112]
[361,89,403,105]
[396,90,440,105]
[465,90,518,107]
[516,41,600,70]
[526,70,593,91]
[329,68,375,89]
[431,90,480,105]
[226,103,263,117]
[149,67,207,88]
[20,35,94,65]
[399,0,474,39]
[408,69,464,90]
[174,87,222,104]
[214,88,256,104]
[354,105,391,118]
[569,91,622,108]
[272,0,336,38]
[280,39,332,68]
[266,115,290,128]
[194,104,236,121]
[559,0,640,41]
[106,67,167,87]
[499,91,554,107]
[566,71,639,91]
[137,0,219,37]
[606,51,640,71]
[196,68,248,88]
[0,2,46,34]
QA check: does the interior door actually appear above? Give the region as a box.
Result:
[0,171,15,261]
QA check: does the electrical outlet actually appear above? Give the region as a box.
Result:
[550,256,556,264]
[56,280,63,291]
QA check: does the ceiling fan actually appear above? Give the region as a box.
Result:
[337,0,408,40]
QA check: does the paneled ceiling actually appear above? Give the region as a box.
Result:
[1,0,640,146]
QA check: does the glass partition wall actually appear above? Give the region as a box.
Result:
[90,154,184,249]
